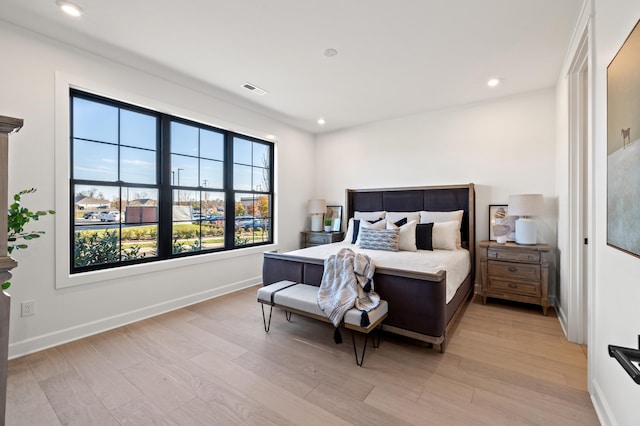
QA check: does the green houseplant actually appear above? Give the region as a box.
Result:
[4,188,55,289]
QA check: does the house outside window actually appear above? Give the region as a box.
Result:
[70,89,274,273]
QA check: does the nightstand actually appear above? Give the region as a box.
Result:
[479,241,551,315]
[301,231,344,248]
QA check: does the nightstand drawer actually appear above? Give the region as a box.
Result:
[301,231,344,248]
[487,249,540,263]
[488,277,541,297]
[488,261,540,281]
[306,233,330,244]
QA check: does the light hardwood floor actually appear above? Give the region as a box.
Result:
[6,287,599,425]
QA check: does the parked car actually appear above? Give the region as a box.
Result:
[100,211,122,222]
[108,211,123,222]
[235,216,268,230]
[83,211,99,219]
[235,216,254,230]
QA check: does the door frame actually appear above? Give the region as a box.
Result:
[565,3,595,394]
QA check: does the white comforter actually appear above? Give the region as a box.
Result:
[287,242,471,303]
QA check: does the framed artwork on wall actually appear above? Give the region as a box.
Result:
[607,18,640,258]
[325,205,342,232]
[489,204,516,242]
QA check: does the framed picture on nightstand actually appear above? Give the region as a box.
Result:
[489,204,516,241]
[325,205,342,232]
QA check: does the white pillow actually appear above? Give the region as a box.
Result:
[386,219,417,251]
[385,211,419,224]
[420,210,464,247]
[354,211,386,221]
[344,218,356,243]
[432,220,459,251]
[355,218,386,245]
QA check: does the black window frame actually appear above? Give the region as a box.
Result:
[70,89,274,274]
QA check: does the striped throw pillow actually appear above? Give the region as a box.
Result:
[357,227,400,252]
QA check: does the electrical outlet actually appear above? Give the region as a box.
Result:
[21,300,35,317]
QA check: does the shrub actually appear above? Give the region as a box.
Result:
[174,224,199,239]
[74,230,145,267]
[172,239,185,254]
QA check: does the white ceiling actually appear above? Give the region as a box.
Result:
[1,0,584,134]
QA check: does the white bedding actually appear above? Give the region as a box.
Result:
[286,242,471,304]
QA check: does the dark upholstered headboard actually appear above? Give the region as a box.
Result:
[345,184,476,268]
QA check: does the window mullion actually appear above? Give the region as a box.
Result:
[224,133,235,248]
[158,115,173,258]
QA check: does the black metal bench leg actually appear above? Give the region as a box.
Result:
[285,311,292,321]
[351,331,369,367]
[372,324,383,348]
[261,304,273,332]
[351,323,384,366]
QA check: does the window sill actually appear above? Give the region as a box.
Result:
[56,243,278,289]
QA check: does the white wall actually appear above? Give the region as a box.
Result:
[0,22,315,357]
[589,1,640,424]
[315,89,558,290]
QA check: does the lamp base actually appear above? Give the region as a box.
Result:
[515,218,537,245]
[311,214,323,232]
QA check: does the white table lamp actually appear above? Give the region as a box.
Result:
[308,199,326,232]
[508,194,543,245]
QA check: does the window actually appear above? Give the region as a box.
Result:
[70,90,274,273]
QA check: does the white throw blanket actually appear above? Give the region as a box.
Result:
[317,247,380,327]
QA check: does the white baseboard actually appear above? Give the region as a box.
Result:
[8,276,261,359]
[556,300,569,337]
[590,379,615,426]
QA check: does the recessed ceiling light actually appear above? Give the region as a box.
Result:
[324,48,338,58]
[487,78,501,87]
[317,118,326,125]
[56,0,83,17]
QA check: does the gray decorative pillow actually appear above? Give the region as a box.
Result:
[357,227,400,252]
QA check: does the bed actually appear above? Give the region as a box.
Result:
[262,184,475,352]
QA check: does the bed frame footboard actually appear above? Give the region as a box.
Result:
[262,251,470,352]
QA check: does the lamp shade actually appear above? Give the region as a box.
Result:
[508,194,543,245]
[507,194,543,217]
[308,199,327,214]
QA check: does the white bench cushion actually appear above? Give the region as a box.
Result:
[261,282,388,330]
[344,300,388,329]
[257,280,297,304]
[273,284,325,317]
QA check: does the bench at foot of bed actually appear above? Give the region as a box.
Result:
[257,280,388,367]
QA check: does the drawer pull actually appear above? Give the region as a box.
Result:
[508,283,517,289]
[508,267,517,272]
